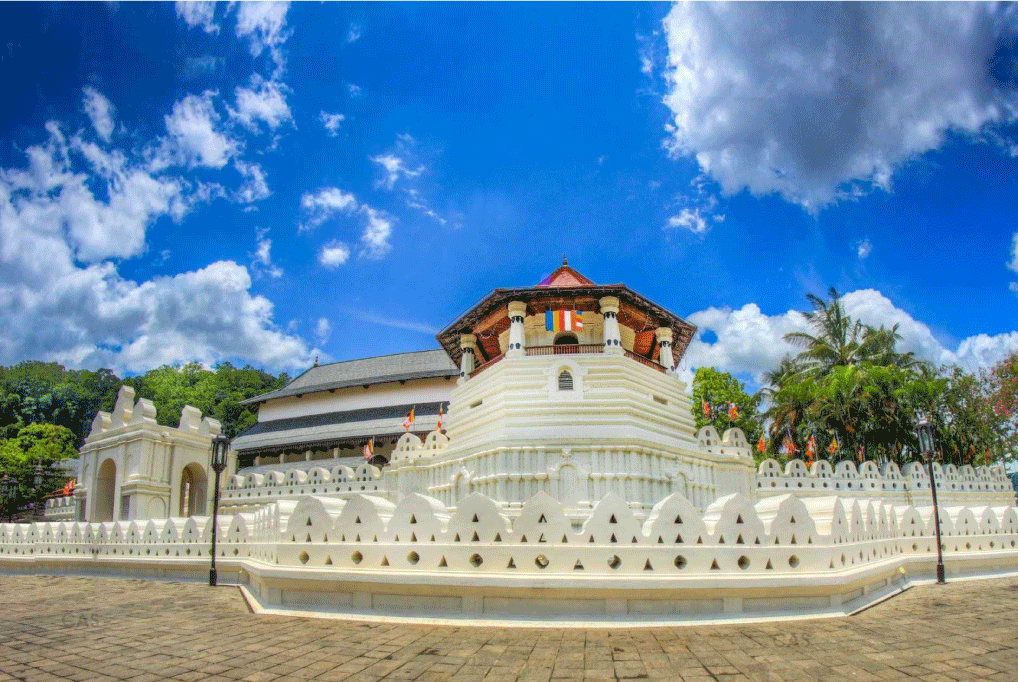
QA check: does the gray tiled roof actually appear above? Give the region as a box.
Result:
[241,349,457,405]
[232,401,445,452]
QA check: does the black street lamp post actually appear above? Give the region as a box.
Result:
[33,462,44,520]
[1,473,12,523]
[209,434,230,587]
[916,416,946,585]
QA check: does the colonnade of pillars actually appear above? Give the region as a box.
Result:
[457,295,677,383]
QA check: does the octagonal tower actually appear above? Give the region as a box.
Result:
[389,259,755,515]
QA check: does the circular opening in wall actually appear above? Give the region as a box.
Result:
[674,555,687,570]
[164,549,169,555]
[233,548,239,556]
[299,551,310,565]
[990,541,996,549]
[608,555,621,570]
[535,555,549,569]
[407,551,420,565]
[965,543,971,550]
[352,551,363,564]
[469,553,483,567]
[788,555,799,568]
[737,556,750,570]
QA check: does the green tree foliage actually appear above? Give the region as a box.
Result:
[0,362,119,447]
[691,367,763,448]
[763,288,1013,466]
[121,362,289,438]
[0,423,78,506]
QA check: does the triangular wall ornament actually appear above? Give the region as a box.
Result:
[472,514,479,523]
[710,559,720,570]
[539,514,547,523]
[494,533,502,542]
[507,557,516,569]
[765,559,773,570]
[410,515,417,524]
[306,518,313,526]
[471,531,480,542]
[324,556,333,565]
[609,514,618,524]
[674,515,682,524]
[644,559,653,571]
[381,556,389,566]
[439,556,448,567]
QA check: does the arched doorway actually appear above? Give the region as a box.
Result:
[179,463,208,517]
[554,332,578,346]
[94,459,117,522]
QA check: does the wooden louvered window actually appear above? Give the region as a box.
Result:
[558,371,574,391]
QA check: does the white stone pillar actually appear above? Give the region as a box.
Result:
[458,334,477,384]
[599,296,624,355]
[506,301,527,358]
[655,327,675,373]
[305,450,312,462]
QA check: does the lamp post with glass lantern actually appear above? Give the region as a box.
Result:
[208,434,230,587]
[916,415,946,585]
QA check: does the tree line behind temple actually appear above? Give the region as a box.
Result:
[0,361,288,506]
[694,289,1018,469]
[2,288,1017,508]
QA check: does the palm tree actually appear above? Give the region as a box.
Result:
[781,288,928,380]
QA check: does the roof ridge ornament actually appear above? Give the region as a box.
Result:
[562,254,568,266]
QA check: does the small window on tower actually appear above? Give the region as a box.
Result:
[558,371,574,391]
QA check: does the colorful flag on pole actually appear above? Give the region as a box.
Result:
[403,407,415,431]
[436,404,444,431]
[783,428,798,456]
[362,437,374,461]
[545,310,584,332]
[805,432,816,464]
[728,402,739,420]
[858,437,865,462]
[756,436,767,454]
[702,400,712,419]
[828,434,839,456]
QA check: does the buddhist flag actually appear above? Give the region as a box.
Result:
[805,432,816,464]
[828,434,839,456]
[362,437,374,460]
[402,407,415,431]
[545,310,584,332]
[436,404,444,431]
[783,428,798,456]
[702,400,712,419]
[728,402,739,420]
[756,436,767,454]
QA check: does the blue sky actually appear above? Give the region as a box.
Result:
[2,2,1018,390]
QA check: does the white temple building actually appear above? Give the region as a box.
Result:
[6,260,1018,624]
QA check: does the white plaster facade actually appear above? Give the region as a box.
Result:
[74,386,224,523]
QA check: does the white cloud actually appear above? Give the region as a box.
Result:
[346,83,363,98]
[661,3,1018,211]
[683,288,1018,386]
[300,188,395,259]
[1008,232,1018,273]
[235,1,291,67]
[230,75,292,132]
[857,238,873,260]
[82,87,115,142]
[251,227,282,279]
[347,23,362,43]
[299,187,359,232]
[319,111,345,137]
[666,208,709,235]
[175,1,219,35]
[360,207,394,259]
[370,153,424,189]
[233,160,270,204]
[318,241,350,268]
[0,119,314,374]
[316,317,331,344]
[156,90,238,170]
[352,311,438,335]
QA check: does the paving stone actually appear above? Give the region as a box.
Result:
[1,575,1018,682]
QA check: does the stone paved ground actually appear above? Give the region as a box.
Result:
[0,575,1016,682]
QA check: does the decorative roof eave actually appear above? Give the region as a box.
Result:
[233,430,435,457]
[435,284,697,368]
